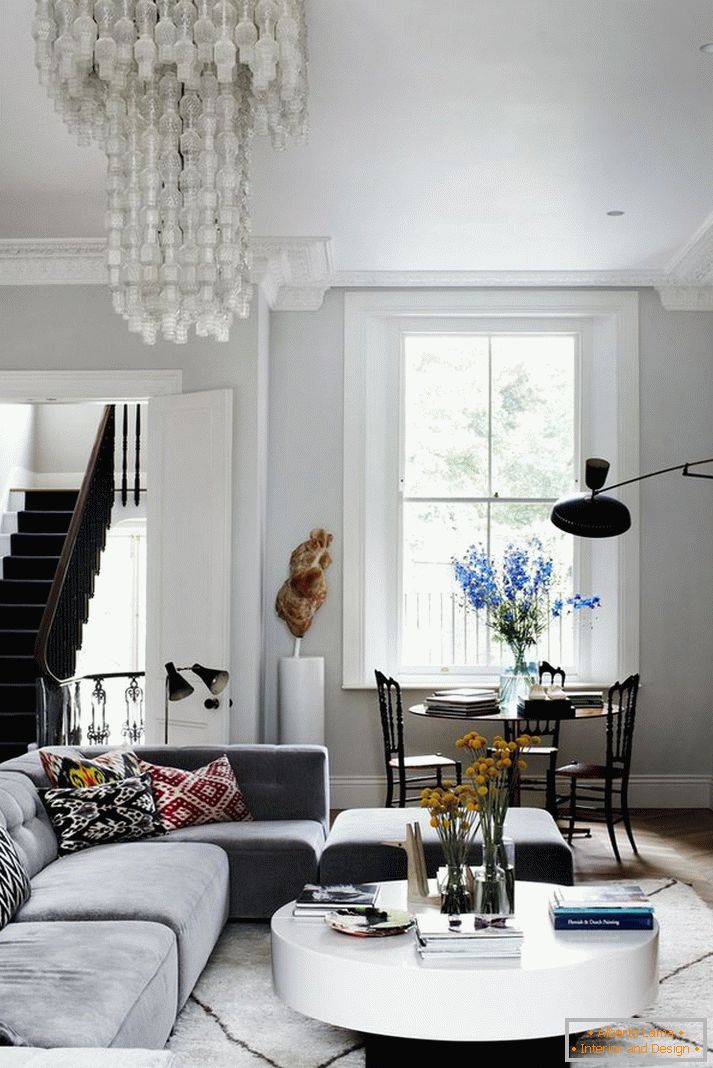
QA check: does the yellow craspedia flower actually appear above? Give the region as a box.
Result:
[508,741,517,751]
[531,736,541,745]
[475,774,485,785]
[501,757,512,768]
[517,759,527,770]
[477,785,488,796]
[430,816,438,827]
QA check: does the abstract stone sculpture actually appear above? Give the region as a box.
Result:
[275,528,333,643]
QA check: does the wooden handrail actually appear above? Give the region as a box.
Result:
[34,405,116,683]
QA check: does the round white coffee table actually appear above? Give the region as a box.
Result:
[271,880,658,1063]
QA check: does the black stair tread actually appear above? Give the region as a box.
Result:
[22,491,79,512]
[16,512,74,534]
[11,534,66,553]
[0,579,53,604]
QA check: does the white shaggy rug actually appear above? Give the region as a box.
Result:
[167,878,713,1067]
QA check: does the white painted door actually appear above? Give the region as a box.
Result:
[145,390,233,745]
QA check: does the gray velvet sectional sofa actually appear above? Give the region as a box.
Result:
[0,741,573,1053]
[0,744,329,1051]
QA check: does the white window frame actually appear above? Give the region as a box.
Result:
[343,289,640,690]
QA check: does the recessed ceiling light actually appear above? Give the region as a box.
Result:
[700,43,713,52]
[607,210,625,217]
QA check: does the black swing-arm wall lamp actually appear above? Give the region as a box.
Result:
[551,456,713,538]
[164,662,231,744]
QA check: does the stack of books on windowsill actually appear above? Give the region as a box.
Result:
[292,883,381,917]
[415,913,523,960]
[549,884,654,930]
[425,688,499,715]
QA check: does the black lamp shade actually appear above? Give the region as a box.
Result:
[191,663,230,695]
[165,662,195,701]
[550,493,632,538]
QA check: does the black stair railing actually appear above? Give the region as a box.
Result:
[120,403,143,507]
[37,671,145,748]
[34,405,116,684]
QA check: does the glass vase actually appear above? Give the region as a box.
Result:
[472,862,510,924]
[498,648,537,712]
[497,834,516,915]
[438,863,474,916]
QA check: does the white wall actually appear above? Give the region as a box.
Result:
[32,403,103,476]
[0,284,267,744]
[266,287,713,808]
[0,403,34,512]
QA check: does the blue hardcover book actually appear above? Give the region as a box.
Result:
[551,909,654,931]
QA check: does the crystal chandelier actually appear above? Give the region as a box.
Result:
[33,1,308,344]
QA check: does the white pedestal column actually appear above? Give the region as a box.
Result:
[278,656,325,745]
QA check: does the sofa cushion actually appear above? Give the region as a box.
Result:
[0,827,30,929]
[147,819,326,918]
[0,773,58,878]
[46,749,142,789]
[42,774,165,854]
[140,754,252,831]
[14,841,229,1009]
[0,920,177,1049]
[318,807,574,887]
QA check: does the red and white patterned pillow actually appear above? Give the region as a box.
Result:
[138,754,252,831]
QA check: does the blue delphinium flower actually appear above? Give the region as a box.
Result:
[453,538,599,663]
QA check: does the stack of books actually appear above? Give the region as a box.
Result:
[549,884,654,930]
[292,883,380,917]
[415,913,523,960]
[425,688,499,715]
[567,690,605,709]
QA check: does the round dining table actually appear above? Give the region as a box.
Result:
[408,702,609,724]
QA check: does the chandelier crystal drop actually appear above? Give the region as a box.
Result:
[33,1,308,344]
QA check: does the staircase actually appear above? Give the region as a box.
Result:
[0,490,78,761]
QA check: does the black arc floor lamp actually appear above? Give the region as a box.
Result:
[164,661,230,744]
[551,456,713,538]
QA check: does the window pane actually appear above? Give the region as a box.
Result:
[403,335,489,497]
[401,501,488,667]
[490,503,575,667]
[491,335,575,498]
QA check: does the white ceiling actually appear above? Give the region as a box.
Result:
[2,0,713,273]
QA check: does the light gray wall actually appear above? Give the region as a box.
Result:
[32,402,103,474]
[0,402,34,512]
[266,287,713,803]
[0,284,265,743]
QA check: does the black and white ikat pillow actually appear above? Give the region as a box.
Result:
[0,827,31,929]
[42,773,165,855]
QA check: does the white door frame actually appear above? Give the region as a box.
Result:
[0,368,184,742]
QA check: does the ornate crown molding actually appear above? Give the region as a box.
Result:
[333,268,668,288]
[5,234,713,311]
[0,236,333,311]
[0,239,105,285]
[250,236,333,310]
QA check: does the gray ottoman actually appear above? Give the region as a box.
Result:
[319,807,573,886]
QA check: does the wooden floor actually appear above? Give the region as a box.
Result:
[561,808,713,906]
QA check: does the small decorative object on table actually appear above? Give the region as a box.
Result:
[324,907,414,938]
[455,730,539,922]
[452,539,599,711]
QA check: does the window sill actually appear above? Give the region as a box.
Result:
[342,677,614,692]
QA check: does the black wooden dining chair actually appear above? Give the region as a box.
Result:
[514,661,566,817]
[375,670,462,807]
[555,673,640,862]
